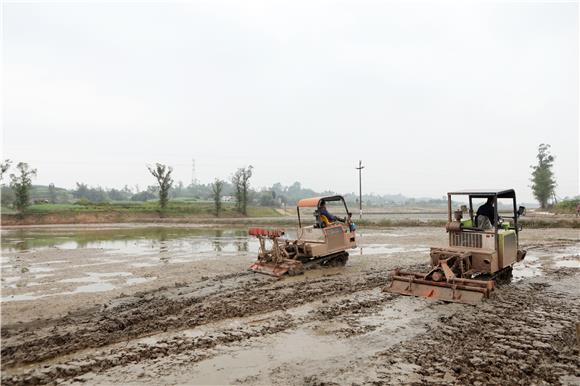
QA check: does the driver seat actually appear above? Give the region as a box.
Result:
[313,210,324,228]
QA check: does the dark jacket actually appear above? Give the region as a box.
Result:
[476,202,495,226]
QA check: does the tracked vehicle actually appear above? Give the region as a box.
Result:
[248,195,357,277]
[386,189,526,304]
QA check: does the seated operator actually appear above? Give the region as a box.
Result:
[319,200,345,226]
[475,197,495,229]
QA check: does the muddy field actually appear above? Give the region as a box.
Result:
[1,225,579,385]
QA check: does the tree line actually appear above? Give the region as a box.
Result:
[145,163,255,217]
[0,160,258,217]
[0,144,574,215]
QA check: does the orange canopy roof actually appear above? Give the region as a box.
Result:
[297,197,323,208]
[297,195,346,208]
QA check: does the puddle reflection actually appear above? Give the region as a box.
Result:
[512,245,580,281]
[1,227,260,257]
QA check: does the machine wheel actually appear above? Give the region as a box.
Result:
[336,252,349,266]
[328,252,349,267]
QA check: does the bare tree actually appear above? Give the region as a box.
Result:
[147,163,173,210]
[231,166,253,215]
[9,162,37,212]
[211,178,224,217]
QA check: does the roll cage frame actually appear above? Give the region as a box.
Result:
[296,195,350,228]
[447,189,524,251]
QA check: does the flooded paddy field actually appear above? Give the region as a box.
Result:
[1,224,579,385]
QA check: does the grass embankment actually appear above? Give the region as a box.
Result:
[518,218,579,229]
[0,201,280,226]
[2,202,578,228]
[554,198,580,214]
[19,201,276,216]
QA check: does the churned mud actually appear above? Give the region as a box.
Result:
[1,225,578,385]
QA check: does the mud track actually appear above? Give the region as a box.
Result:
[1,264,426,378]
[1,229,578,385]
[367,269,580,385]
[3,265,579,385]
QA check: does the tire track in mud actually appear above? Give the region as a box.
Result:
[367,269,580,386]
[1,265,417,373]
[1,315,296,386]
[1,274,407,385]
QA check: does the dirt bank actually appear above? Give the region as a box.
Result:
[3,212,578,228]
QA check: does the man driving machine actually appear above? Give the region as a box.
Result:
[319,200,346,226]
[475,197,495,229]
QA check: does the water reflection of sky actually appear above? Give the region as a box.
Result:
[0,228,260,256]
[1,271,156,302]
[0,228,273,301]
[1,228,387,258]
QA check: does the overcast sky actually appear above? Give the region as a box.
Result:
[2,0,578,202]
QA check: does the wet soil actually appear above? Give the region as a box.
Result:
[1,226,578,385]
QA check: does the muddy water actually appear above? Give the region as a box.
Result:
[1,226,577,302]
[0,227,257,302]
[1,227,425,257]
[159,295,456,386]
[1,227,258,255]
[1,226,577,307]
[512,244,580,281]
[0,226,432,305]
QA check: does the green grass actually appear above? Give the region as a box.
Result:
[2,201,281,217]
[25,204,81,213]
[519,218,580,229]
[554,198,580,214]
[0,206,18,215]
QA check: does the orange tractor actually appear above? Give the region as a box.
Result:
[386,189,526,304]
[248,195,357,277]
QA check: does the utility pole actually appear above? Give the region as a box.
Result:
[356,160,364,219]
[191,159,196,186]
